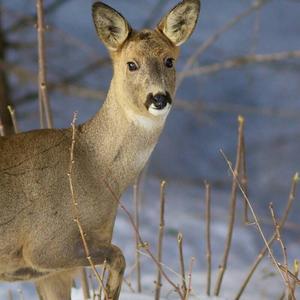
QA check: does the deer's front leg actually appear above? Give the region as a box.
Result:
[27,241,125,300]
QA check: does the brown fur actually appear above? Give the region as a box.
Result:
[0,1,200,299]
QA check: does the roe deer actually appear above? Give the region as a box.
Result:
[0,1,200,299]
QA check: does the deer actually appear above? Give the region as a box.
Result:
[0,0,200,299]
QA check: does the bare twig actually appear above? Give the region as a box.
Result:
[87,270,96,300]
[177,233,187,296]
[269,203,294,300]
[278,264,300,287]
[68,112,108,300]
[36,0,53,129]
[133,180,142,293]
[0,8,14,136]
[123,277,136,294]
[98,260,108,300]
[80,268,91,300]
[7,105,18,134]
[214,116,245,296]
[235,173,299,299]
[240,130,251,224]
[7,0,71,34]
[0,117,4,136]
[177,0,272,88]
[290,260,299,299]
[179,50,300,79]
[204,181,212,296]
[155,180,167,300]
[185,257,195,300]
[142,0,171,28]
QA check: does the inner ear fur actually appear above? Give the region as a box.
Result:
[157,0,200,46]
[92,2,132,51]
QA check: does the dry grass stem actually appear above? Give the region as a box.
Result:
[179,50,300,79]
[36,0,53,129]
[133,180,142,293]
[290,260,299,298]
[184,257,195,300]
[68,112,108,300]
[103,180,184,299]
[177,0,272,88]
[98,260,108,300]
[235,173,299,299]
[123,277,136,294]
[269,203,294,299]
[214,116,245,296]
[155,180,167,300]
[177,233,187,296]
[0,118,4,136]
[239,128,252,224]
[7,106,18,134]
[204,181,212,296]
[87,270,96,300]
[80,268,91,300]
[278,264,300,286]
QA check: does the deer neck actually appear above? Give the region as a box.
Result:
[80,79,166,193]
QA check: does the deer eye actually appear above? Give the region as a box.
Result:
[127,61,138,71]
[165,58,174,68]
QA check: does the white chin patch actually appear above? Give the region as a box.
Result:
[148,103,171,117]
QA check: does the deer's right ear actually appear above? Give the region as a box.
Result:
[92,2,132,51]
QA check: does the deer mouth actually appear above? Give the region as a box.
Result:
[145,92,172,115]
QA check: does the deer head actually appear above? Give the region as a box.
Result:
[92,0,200,123]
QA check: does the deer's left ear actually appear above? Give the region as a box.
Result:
[157,0,200,46]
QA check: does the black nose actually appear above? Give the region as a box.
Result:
[146,92,172,110]
[153,94,168,110]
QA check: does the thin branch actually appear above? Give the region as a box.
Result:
[68,112,108,300]
[177,0,272,88]
[290,260,299,299]
[240,130,251,224]
[133,180,142,293]
[0,117,4,136]
[80,268,91,300]
[7,105,18,134]
[269,203,294,300]
[177,233,187,296]
[179,50,300,79]
[155,180,167,300]
[6,0,71,34]
[87,270,96,300]
[185,257,195,300]
[235,172,299,299]
[98,260,107,300]
[142,0,171,28]
[204,181,212,296]
[0,8,14,136]
[214,116,245,296]
[123,277,136,294]
[36,0,53,129]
